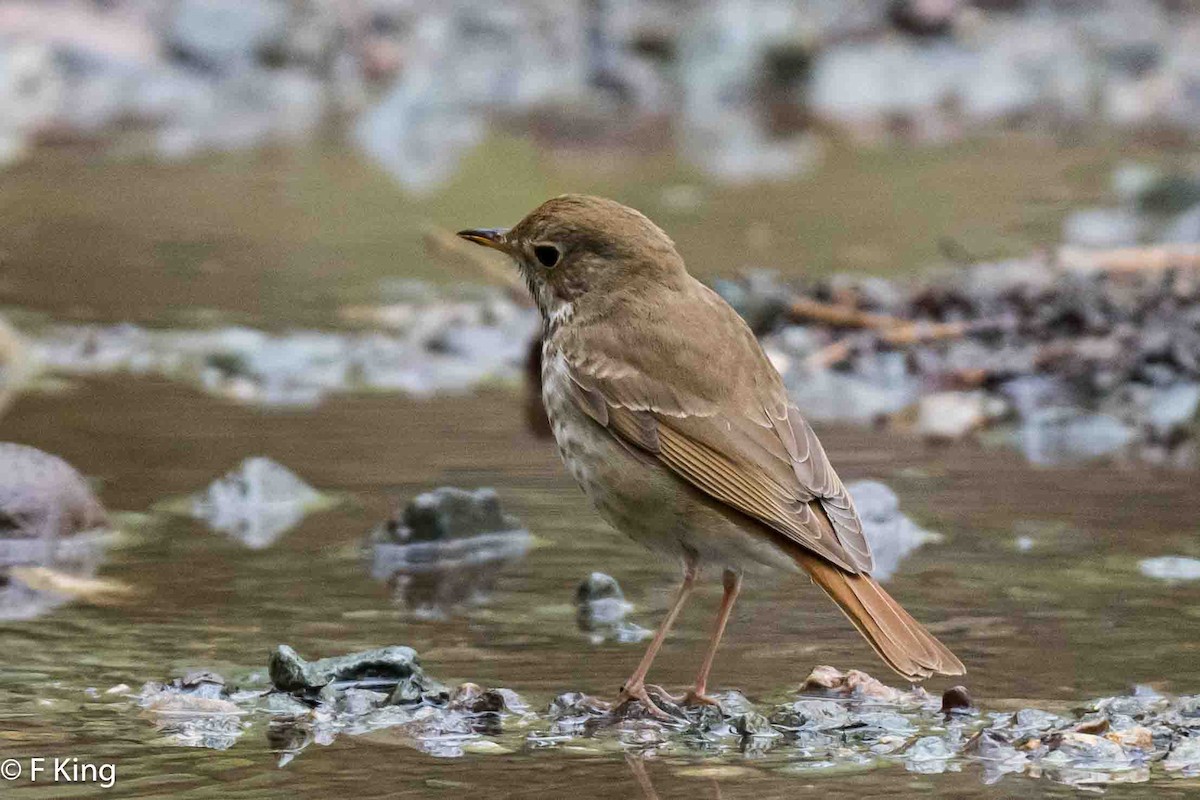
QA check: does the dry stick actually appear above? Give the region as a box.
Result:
[0,314,31,420]
[787,296,908,330]
[1057,245,1200,275]
[805,322,974,370]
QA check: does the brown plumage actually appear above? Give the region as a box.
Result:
[459,195,962,714]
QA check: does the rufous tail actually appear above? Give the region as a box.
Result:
[796,552,965,681]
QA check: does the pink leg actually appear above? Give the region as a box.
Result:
[613,556,699,719]
[683,569,741,707]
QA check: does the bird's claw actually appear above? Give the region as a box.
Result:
[680,689,722,709]
[613,682,678,721]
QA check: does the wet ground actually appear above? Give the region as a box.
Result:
[3,375,1200,798]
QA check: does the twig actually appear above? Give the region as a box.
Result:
[1057,245,1200,275]
[787,296,905,330]
[0,314,31,421]
[803,315,993,370]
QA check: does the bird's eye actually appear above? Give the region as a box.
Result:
[533,244,560,268]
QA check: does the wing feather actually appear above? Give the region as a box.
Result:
[554,280,874,573]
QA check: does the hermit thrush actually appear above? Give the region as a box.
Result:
[460,195,962,718]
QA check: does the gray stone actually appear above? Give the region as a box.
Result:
[916,391,1000,441]
[0,443,107,546]
[1062,208,1143,248]
[731,711,777,738]
[1139,556,1200,582]
[1143,383,1200,440]
[575,572,630,626]
[905,735,955,774]
[383,487,520,544]
[165,0,290,73]
[1161,203,1200,245]
[768,699,851,731]
[1164,737,1200,773]
[1018,408,1136,465]
[268,644,441,699]
[190,457,326,549]
[847,481,941,581]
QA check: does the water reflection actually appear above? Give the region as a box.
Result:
[368,488,531,616]
[184,457,335,549]
[0,443,112,619]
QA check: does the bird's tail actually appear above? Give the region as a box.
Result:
[795,551,965,681]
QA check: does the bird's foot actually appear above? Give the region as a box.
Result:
[680,689,722,709]
[644,684,683,703]
[612,681,680,722]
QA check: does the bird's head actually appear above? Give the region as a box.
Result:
[458,194,687,322]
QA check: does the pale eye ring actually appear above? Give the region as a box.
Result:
[533,244,560,268]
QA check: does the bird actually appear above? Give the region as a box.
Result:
[459,195,963,718]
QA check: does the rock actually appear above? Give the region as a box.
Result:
[378,487,519,544]
[123,644,1200,782]
[138,670,246,749]
[730,711,777,738]
[1045,731,1131,768]
[1062,208,1143,248]
[573,571,650,644]
[188,457,331,549]
[1139,556,1200,582]
[1142,383,1200,441]
[799,665,902,702]
[336,688,386,716]
[164,0,290,74]
[964,729,1016,759]
[711,272,790,334]
[27,296,537,407]
[0,444,111,619]
[0,41,62,167]
[267,644,444,702]
[547,691,608,721]
[846,481,941,581]
[1075,716,1111,735]
[1018,408,1136,465]
[0,443,107,545]
[769,698,851,731]
[789,355,921,425]
[1120,168,1200,215]
[352,26,486,194]
[1164,736,1200,773]
[1105,725,1154,751]
[904,735,955,773]
[448,683,521,715]
[1162,203,1200,245]
[941,685,973,714]
[916,391,1001,441]
[368,488,531,615]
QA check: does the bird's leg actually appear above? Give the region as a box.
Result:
[613,556,699,720]
[682,569,742,708]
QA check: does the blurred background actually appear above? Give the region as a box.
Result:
[3,1,1200,797]
[0,0,1198,321]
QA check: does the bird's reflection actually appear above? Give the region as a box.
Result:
[626,755,723,800]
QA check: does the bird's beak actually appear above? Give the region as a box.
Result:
[456,227,511,253]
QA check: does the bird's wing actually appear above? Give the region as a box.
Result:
[557,281,874,573]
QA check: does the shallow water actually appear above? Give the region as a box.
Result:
[5,140,1200,796]
[4,376,1200,798]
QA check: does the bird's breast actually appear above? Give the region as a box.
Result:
[539,339,798,574]
[540,341,681,552]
